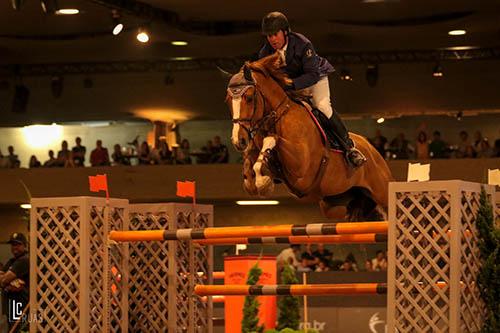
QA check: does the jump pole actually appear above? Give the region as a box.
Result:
[194,283,388,296]
[193,233,387,245]
[109,221,388,242]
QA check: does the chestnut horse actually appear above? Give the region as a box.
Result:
[227,53,393,220]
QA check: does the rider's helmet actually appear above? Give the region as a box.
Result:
[261,12,290,36]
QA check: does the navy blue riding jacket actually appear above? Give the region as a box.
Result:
[258,32,334,90]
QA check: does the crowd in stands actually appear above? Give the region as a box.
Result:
[277,244,387,273]
[370,129,500,160]
[1,129,499,169]
[0,135,230,168]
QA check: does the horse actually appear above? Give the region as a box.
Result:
[226,52,394,221]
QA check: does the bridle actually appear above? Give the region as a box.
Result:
[227,72,290,150]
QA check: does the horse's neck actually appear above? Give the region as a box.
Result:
[259,79,289,112]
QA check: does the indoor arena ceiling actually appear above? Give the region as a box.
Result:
[0,0,500,124]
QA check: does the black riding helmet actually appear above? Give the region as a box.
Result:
[261,11,290,36]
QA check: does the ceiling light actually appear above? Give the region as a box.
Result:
[236,200,280,206]
[170,57,192,61]
[171,41,188,46]
[432,64,443,77]
[56,8,79,15]
[111,10,123,35]
[376,117,385,124]
[448,29,466,36]
[113,23,124,35]
[20,204,31,209]
[137,28,150,43]
[340,68,352,81]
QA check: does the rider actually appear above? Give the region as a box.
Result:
[258,11,366,167]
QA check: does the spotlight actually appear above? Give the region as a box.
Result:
[11,0,26,11]
[111,10,123,35]
[136,28,150,43]
[340,68,352,81]
[366,64,378,87]
[448,29,466,36]
[171,41,188,46]
[40,0,58,14]
[377,117,385,124]
[55,8,79,15]
[51,76,64,98]
[432,64,443,77]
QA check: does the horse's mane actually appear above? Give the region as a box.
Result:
[247,52,290,89]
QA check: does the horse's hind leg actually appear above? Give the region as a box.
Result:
[346,190,381,222]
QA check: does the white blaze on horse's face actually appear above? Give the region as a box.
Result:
[231,96,242,148]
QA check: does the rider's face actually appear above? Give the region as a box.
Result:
[267,30,286,50]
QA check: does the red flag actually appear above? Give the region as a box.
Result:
[176,181,196,198]
[89,174,109,198]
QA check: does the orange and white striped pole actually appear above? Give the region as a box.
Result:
[194,283,387,296]
[193,233,387,245]
[109,221,388,242]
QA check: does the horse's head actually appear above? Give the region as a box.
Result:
[226,64,264,152]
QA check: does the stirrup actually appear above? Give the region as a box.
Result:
[346,148,367,168]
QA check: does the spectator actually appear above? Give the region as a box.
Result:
[138,141,152,165]
[111,144,130,166]
[389,133,414,159]
[43,150,58,167]
[297,257,313,273]
[29,155,41,168]
[90,140,110,166]
[364,259,373,272]
[0,149,9,168]
[415,131,429,159]
[176,139,192,164]
[494,137,500,157]
[7,146,20,168]
[0,233,30,332]
[455,131,474,158]
[197,140,214,164]
[312,243,333,267]
[315,258,331,272]
[71,137,86,167]
[429,131,448,159]
[57,140,71,167]
[370,129,388,158]
[477,139,493,158]
[210,136,229,163]
[339,253,358,272]
[371,250,387,271]
[300,244,317,271]
[276,244,301,271]
[156,140,173,165]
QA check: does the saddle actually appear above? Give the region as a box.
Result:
[286,91,343,152]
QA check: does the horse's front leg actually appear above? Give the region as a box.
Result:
[253,135,277,196]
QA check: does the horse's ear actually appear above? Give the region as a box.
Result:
[216,66,234,80]
[243,64,253,82]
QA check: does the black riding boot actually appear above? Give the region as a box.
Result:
[328,112,367,167]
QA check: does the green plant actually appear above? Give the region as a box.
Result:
[477,186,500,332]
[277,265,300,330]
[242,262,264,333]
